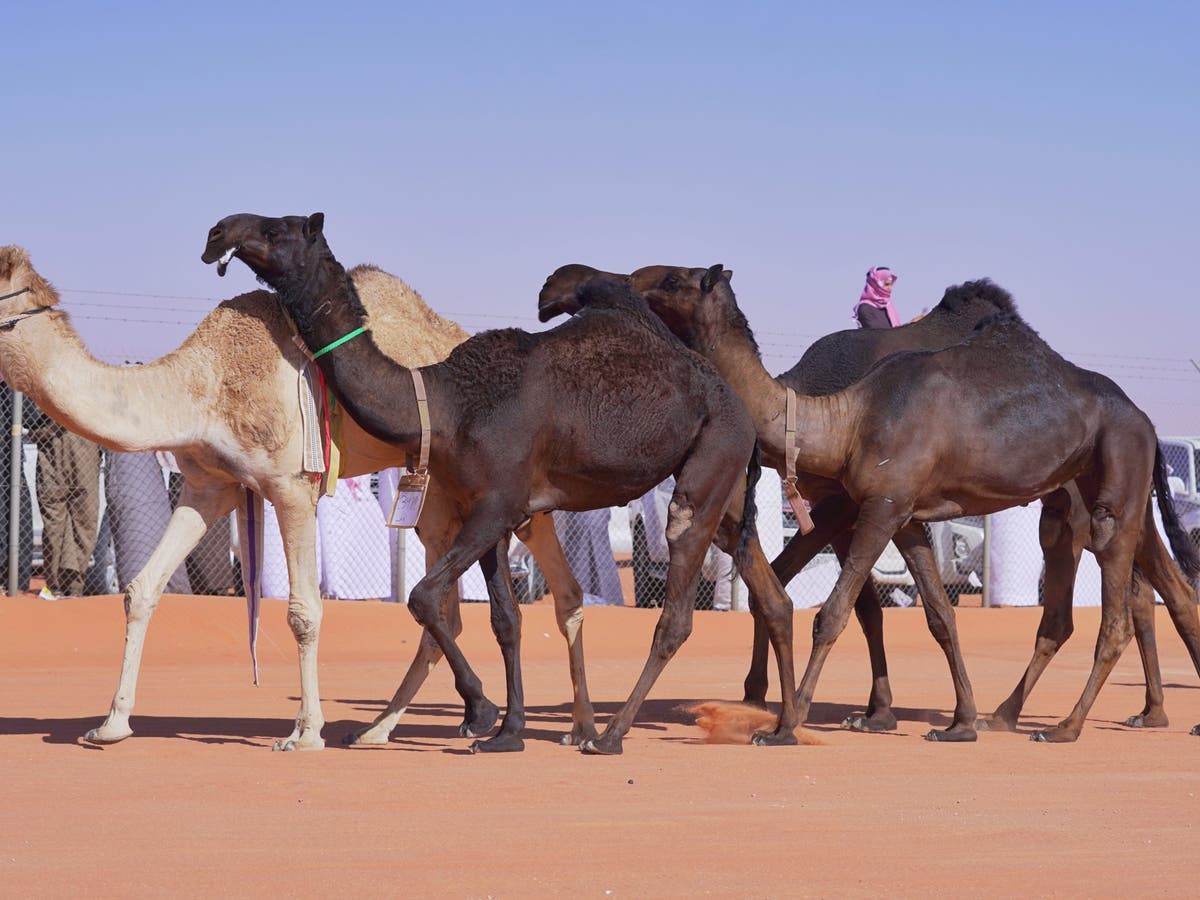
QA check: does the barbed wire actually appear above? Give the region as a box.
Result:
[58,288,1200,383]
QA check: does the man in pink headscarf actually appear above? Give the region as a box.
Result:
[853,266,900,328]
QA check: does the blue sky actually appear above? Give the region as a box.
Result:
[8,2,1199,431]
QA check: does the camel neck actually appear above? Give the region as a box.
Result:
[0,312,214,451]
[273,260,431,456]
[701,305,854,480]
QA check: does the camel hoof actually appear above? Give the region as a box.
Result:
[980,714,1018,733]
[1030,727,1077,744]
[469,735,524,754]
[751,730,799,747]
[1123,713,1168,729]
[83,726,133,745]
[841,714,898,733]
[343,725,390,746]
[924,726,978,743]
[580,736,623,756]
[273,737,324,752]
[561,728,598,747]
[459,701,500,739]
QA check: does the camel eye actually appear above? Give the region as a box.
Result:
[661,274,680,293]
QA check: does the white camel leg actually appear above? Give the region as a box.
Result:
[86,482,240,744]
[271,486,325,751]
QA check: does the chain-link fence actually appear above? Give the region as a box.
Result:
[3,385,1197,609]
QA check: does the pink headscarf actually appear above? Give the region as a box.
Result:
[854,266,900,327]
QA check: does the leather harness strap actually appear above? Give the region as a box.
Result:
[411,369,431,472]
[783,387,815,534]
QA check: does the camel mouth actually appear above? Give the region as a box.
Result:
[216,246,238,278]
[537,297,573,322]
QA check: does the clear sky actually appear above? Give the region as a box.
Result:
[8,2,1199,432]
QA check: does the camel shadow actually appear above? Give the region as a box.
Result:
[329,695,965,740]
[0,714,289,747]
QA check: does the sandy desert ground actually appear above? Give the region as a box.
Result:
[2,592,1198,897]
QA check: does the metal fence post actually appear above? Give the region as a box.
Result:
[8,391,23,596]
[730,574,747,611]
[981,513,992,608]
[394,526,407,604]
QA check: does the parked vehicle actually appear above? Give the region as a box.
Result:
[783,501,984,604]
[1160,436,1200,547]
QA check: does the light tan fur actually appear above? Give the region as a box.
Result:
[0,246,498,750]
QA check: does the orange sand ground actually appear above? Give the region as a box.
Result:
[2,592,1198,897]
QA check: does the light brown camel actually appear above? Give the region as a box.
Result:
[551,265,1200,742]
[0,246,590,752]
[201,212,801,755]
[540,265,1200,735]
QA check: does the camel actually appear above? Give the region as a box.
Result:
[200,211,801,755]
[0,245,589,752]
[540,266,1200,734]
[549,266,1200,742]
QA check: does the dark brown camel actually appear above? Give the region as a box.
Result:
[541,267,1200,735]
[548,266,1200,742]
[201,212,800,755]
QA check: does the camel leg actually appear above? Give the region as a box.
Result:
[1032,492,1142,743]
[830,531,895,733]
[85,480,241,745]
[1128,512,1200,728]
[405,503,519,751]
[719,517,799,747]
[583,456,743,756]
[747,494,894,729]
[253,483,328,751]
[471,536,528,753]
[750,495,894,731]
[345,487,476,745]
[893,523,977,741]
[518,513,599,746]
[793,497,902,728]
[986,488,1081,731]
[744,503,840,703]
[1124,577,1167,728]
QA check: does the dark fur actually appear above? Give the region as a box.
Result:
[779,278,1017,396]
[200,213,801,756]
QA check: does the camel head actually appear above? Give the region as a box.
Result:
[536,264,628,321]
[0,245,60,321]
[201,212,328,288]
[625,264,735,352]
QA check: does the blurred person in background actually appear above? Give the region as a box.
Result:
[853,266,900,329]
[26,408,101,600]
[553,508,625,606]
[160,451,236,595]
[105,449,191,594]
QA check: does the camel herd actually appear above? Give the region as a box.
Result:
[0,210,1197,755]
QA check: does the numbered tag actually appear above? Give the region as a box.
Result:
[387,470,430,528]
[784,478,815,535]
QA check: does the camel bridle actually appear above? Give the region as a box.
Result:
[0,288,52,331]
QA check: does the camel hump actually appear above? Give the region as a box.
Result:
[349,264,470,365]
[936,278,1018,316]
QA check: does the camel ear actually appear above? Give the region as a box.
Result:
[701,264,724,294]
[304,213,325,240]
[723,269,733,284]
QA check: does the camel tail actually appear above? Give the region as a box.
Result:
[735,441,762,569]
[1153,444,1200,580]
